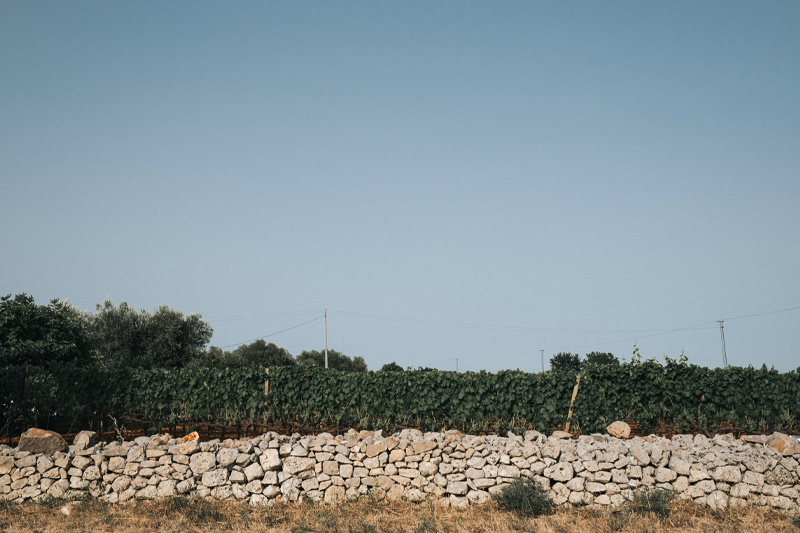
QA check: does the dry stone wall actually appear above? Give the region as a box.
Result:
[2,429,800,512]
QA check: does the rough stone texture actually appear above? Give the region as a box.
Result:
[2,428,799,512]
[770,433,800,455]
[260,449,281,471]
[0,457,14,475]
[606,421,631,439]
[189,452,216,475]
[17,429,68,455]
[73,431,96,451]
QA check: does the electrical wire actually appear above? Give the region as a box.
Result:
[328,309,669,334]
[205,310,321,321]
[219,316,324,349]
[723,306,800,322]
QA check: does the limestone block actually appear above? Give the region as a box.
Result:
[467,489,490,504]
[414,441,437,455]
[654,467,676,483]
[668,457,691,476]
[607,421,631,439]
[201,469,228,487]
[389,449,405,463]
[244,462,264,482]
[72,456,93,470]
[18,429,67,455]
[36,456,54,474]
[714,465,742,484]
[743,470,764,486]
[630,447,650,466]
[419,462,437,476]
[544,462,573,482]
[126,445,145,463]
[446,481,468,495]
[211,485,233,500]
[706,490,728,509]
[498,465,521,479]
[324,485,345,503]
[217,448,238,468]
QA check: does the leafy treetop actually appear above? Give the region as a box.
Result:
[297,349,368,372]
[549,352,582,372]
[0,293,91,366]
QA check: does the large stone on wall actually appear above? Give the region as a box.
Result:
[769,433,800,455]
[260,449,281,471]
[73,431,96,451]
[18,428,68,455]
[606,421,631,439]
[189,452,217,475]
[0,457,14,475]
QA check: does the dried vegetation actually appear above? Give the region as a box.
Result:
[0,495,797,533]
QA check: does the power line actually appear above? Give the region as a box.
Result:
[205,310,321,322]
[723,306,800,322]
[219,316,324,349]
[439,305,799,369]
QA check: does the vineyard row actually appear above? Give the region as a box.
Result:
[1,361,798,439]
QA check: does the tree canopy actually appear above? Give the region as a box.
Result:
[88,299,212,370]
[584,351,620,366]
[549,352,582,372]
[200,340,296,368]
[297,349,368,372]
[379,362,404,372]
[0,293,91,366]
[549,351,618,372]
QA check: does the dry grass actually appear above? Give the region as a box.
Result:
[0,495,797,533]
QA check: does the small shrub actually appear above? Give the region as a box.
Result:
[492,477,554,517]
[625,488,674,520]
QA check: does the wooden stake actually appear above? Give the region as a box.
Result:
[264,368,269,407]
[564,375,581,433]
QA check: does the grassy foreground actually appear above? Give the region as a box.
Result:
[1,496,798,533]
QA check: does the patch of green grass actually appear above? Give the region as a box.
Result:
[492,477,554,517]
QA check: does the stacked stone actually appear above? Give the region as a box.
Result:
[1,429,799,512]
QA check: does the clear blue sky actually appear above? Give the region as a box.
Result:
[2,1,798,372]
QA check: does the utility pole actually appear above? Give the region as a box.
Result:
[324,309,328,369]
[455,358,458,373]
[718,320,727,368]
[540,350,544,373]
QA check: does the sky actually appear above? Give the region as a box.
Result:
[1,1,798,373]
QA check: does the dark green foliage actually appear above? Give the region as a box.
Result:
[297,349,368,372]
[550,352,582,372]
[625,488,674,519]
[200,340,296,369]
[2,358,799,438]
[584,352,619,366]
[232,340,295,367]
[0,293,91,366]
[380,362,404,372]
[89,300,212,370]
[492,477,554,516]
